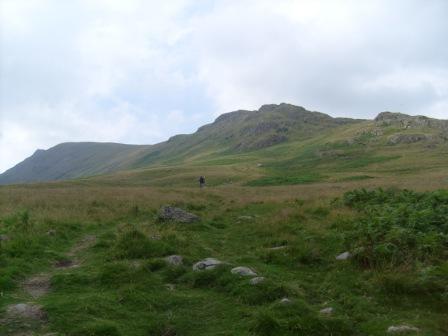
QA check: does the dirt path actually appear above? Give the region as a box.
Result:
[2,234,97,336]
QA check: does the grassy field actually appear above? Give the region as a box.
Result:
[1,169,447,335]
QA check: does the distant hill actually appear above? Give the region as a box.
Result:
[1,103,447,185]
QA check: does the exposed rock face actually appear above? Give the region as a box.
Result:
[376,112,448,130]
[387,325,420,334]
[231,266,257,277]
[388,134,429,145]
[165,255,183,266]
[192,258,222,271]
[158,206,199,223]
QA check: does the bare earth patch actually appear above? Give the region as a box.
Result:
[22,275,51,299]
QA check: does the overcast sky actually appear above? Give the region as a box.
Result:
[1,0,447,173]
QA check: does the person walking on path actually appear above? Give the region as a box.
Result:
[199,176,206,188]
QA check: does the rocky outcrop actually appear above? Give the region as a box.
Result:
[387,134,429,145]
[376,112,448,130]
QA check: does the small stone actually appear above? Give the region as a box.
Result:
[46,229,57,236]
[320,307,334,315]
[192,258,222,271]
[238,216,253,221]
[231,266,257,277]
[336,251,351,260]
[165,255,183,266]
[387,325,420,334]
[165,284,176,291]
[249,277,265,285]
[280,298,292,304]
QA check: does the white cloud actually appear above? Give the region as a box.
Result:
[1,0,448,173]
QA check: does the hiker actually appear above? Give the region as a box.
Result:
[199,176,205,188]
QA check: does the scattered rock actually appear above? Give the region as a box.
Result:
[158,206,200,223]
[231,266,257,277]
[23,275,51,298]
[320,307,334,315]
[165,255,183,266]
[192,258,222,271]
[387,325,420,334]
[5,303,47,321]
[280,298,292,304]
[249,277,265,285]
[336,251,351,260]
[257,163,263,167]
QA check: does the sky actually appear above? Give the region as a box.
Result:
[1,0,448,173]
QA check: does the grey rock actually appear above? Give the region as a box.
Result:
[280,298,292,304]
[387,325,419,334]
[388,134,429,145]
[46,229,57,236]
[193,258,222,271]
[6,303,47,321]
[23,274,51,298]
[336,251,352,260]
[249,277,265,285]
[158,206,200,223]
[165,255,183,266]
[320,307,334,315]
[231,266,257,277]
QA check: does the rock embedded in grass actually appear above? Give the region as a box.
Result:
[387,325,420,334]
[249,277,265,285]
[335,251,351,260]
[158,206,200,223]
[5,303,47,321]
[280,298,292,304]
[165,255,183,266]
[0,234,10,241]
[320,307,334,315]
[192,258,222,271]
[231,266,257,276]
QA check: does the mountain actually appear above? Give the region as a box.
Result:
[1,103,447,185]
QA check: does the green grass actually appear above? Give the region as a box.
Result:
[1,184,447,335]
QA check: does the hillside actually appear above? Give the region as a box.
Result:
[1,103,448,186]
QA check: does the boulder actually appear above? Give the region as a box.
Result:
[231,266,257,277]
[158,206,199,223]
[387,325,419,334]
[165,255,183,266]
[336,251,351,260]
[249,277,265,285]
[193,258,222,271]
